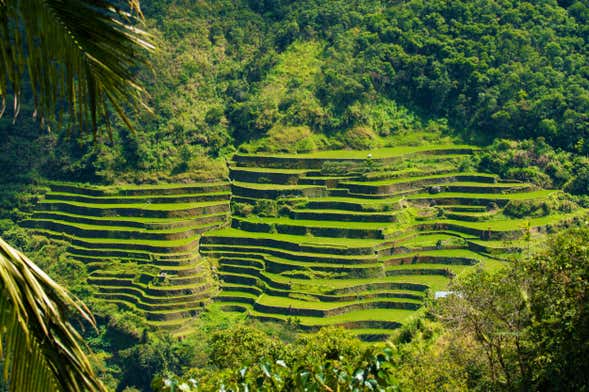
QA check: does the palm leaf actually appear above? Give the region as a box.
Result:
[0,236,107,392]
[0,0,154,136]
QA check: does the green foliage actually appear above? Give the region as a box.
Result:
[208,325,285,370]
[241,125,323,153]
[0,0,152,137]
[163,327,402,391]
[340,126,381,150]
[3,0,588,183]
[479,138,589,195]
[523,227,589,390]
[503,193,577,218]
[435,227,589,390]
[231,201,255,217]
[253,199,279,217]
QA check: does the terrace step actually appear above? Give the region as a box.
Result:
[298,176,358,187]
[28,228,201,253]
[231,216,389,239]
[30,210,229,230]
[444,210,500,222]
[204,245,377,265]
[340,173,499,195]
[232,145,477,169]
[229,167,311,185]
[49,181,230,196]
[290,209,398,223]
[23,181,228,330]
[44,191,230,205]
[37,199,230,218]
[231,182,328,199]
[252,295,422,318]
[442,205,488,213]
[202,229,378,255]
[23,218,226,242]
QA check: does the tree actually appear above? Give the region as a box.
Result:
[0,0,152,390]
[436,227,589,390]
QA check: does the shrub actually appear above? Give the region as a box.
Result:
[231,202,254,217]
[505,167,551,188]
[504,200,543,218]
[340,126,380,150]
[247,125,318,153]
[253,199,279,217]
[504,194,577,218]
[477,138,589,192]
[564,157,589,195]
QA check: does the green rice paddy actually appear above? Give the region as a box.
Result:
[24,145,587,338]
[205,145,586,339]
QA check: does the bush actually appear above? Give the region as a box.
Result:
[504,194,578,218]
[231,202,254,217]
[477,138,581,191]
[253,199,279,217]
[340,126,380,150]
[505,167,551,188]
[245,125,319,153]
[564,157,589,195]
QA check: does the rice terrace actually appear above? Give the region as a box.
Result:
[22,143,587,340]
[1,0,588,390]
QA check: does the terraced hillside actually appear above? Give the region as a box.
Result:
[202,144,586,340]
[23,182,231,330]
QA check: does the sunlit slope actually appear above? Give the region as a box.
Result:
[23,182,231,330]
[202,145,586,341]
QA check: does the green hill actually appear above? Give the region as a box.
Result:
[20,143,586,339]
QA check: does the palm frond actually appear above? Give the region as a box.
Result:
[0,0,154,137]
[0,236,106,392]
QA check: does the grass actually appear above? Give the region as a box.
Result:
[251,308,417,326]
[230,167,311,174]
[437,211,585,231]
[256,294,421,310]
[291,208,397,217]
[203,246,377,262]
[32,210,227,224]
[236,144,478,159]
[342,172,497,187]
[262,272,451,292]
[29,228,201,248]
[205,227,382,248]
[46,190,230,201]
[27,217,224,236]
[38,199,228,211]
[232,182,322,190]
[49,180,228,191]
[26,145,588,335]
[300,190,557,210]
[235,216,396,230]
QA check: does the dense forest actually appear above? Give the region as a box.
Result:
[0,0,588,391]
[1,0,588,185]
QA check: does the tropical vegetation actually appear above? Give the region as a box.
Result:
[0,0,588,391]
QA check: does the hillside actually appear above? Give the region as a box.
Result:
[0,0,588,390]
[0,0,587,186]
[18,143,587,342]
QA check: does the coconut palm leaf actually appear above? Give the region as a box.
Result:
[0,237,107,392]
[0,0,154,137]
